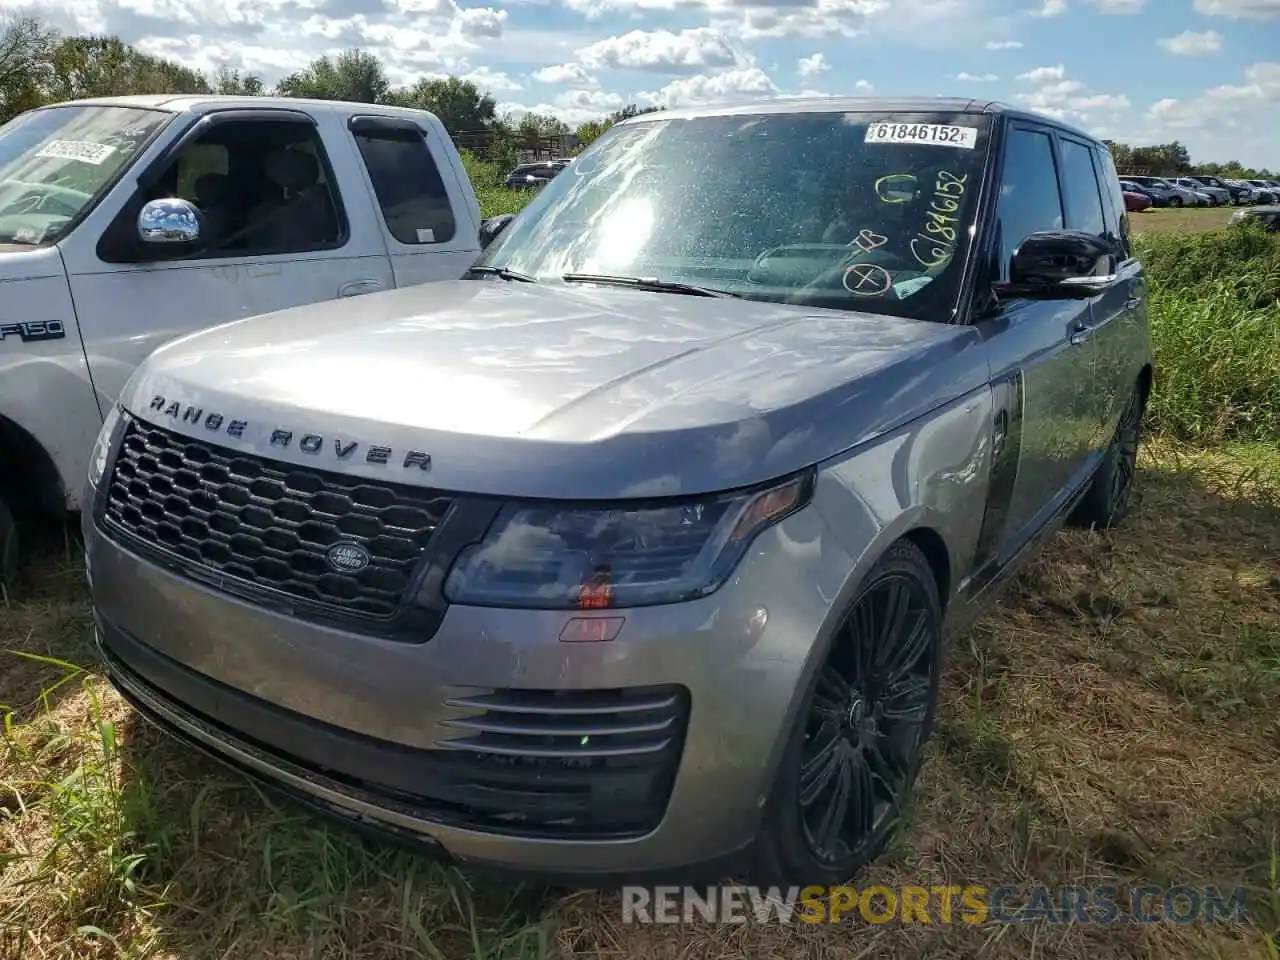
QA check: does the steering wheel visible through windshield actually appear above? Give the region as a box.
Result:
[0,105,171,246]
[475,110,994,321]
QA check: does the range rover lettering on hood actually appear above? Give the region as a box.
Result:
[146,395,433,471]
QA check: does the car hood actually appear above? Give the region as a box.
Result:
[121,280,989,499]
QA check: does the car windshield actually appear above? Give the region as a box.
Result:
[476,110,995,321]
[0,105,171,246]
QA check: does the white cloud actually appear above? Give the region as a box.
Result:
[1018,64,1067,83]
[1142,62,1280,166]
[1192,0,1280,18]
[460,65,521,92]
[984,39,1024,49]
[640,66,778,108]
[533,63,599,88]
[1157,29,1224,54]
[1037,0,1067,16]
[574,27,746,73]
[797,52,830,78]
[1094,0,1143,11]
[1015,65,1131,122]
[956,71,999,81]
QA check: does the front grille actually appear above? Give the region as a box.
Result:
[102,418,452,623]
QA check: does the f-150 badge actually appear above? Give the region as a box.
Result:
[0,320,66,343]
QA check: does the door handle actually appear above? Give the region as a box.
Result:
[338,279,384,298]
[1125,296,1141,309]
[1069,323,1092,346]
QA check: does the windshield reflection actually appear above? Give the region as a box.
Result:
[476,110,994,322]
[0,105,171,245]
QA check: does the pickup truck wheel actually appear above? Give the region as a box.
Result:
[751,540,942,887]
[1070,384,1145,530]
[0,498,18,590]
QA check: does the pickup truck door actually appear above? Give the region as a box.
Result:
[342,114,483,288]
[58,105,396,412]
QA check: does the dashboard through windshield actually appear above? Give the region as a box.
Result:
[476,110,994,321]
[0,105,171,246]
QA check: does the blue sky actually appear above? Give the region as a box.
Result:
[8,0,1279,167]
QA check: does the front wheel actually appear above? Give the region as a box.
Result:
[1170,196,1183,208]
[1070,383,1145,530]
[751,539,942,887]
[0,498,18,592]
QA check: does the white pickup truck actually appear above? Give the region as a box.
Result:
[0,94,489,584]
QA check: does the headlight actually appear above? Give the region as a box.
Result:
[443,473,813,609]
[88,404,124,487]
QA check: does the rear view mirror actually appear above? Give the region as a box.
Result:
[479,214,514,250]
[138,198,202,244]
[1003,230,1117,297]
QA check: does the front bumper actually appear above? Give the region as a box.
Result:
[84,500,850,879]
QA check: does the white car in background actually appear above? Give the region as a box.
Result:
[1175,177,1229,206]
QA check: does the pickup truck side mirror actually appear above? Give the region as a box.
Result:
[138,198,203,245]
[479,214,514,250]
[1001,229,1117,298]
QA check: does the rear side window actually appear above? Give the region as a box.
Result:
[994,127,1064,282]
[1058,138,1106,238]
[353,127,456,245]
[1094,144,1130,257]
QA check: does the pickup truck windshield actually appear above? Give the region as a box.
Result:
[476,111,994,321]
[0,105,171,246]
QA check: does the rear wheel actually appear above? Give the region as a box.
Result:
[751,540,942,886]
[1170,195,1183,208]
[1070,383,1145,530]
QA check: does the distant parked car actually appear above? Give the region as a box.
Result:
[1119,181,1165,207]
[1245,180,1278,204]
[1231,204,1280,231]
[1177,176,1230,205]
[1125,176,1200,207]
[504,158,573,190]
[1123,189,1152,212]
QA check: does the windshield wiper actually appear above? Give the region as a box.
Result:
[561,273,739,298]
[468,264,537,283]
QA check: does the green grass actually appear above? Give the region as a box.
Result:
[2,182,1280,960]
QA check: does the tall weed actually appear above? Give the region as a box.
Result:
[1135,223,1280,443]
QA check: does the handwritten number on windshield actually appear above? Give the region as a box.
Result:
[911,171,968,269]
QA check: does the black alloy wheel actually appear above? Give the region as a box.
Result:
[752,540,942,886]
[1070,381,1146,530]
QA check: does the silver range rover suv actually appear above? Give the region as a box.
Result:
[84,98,1153,886]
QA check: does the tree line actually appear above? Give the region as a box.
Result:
[0,15,658,166]
[2,15,1270,176]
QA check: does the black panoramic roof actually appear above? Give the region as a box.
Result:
[621,96,1102,146]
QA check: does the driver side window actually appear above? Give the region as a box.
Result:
[98,118,347,264]
[994,127,1064,283]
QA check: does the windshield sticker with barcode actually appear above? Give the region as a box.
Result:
[34,140,118,165]
[865,123,978,150]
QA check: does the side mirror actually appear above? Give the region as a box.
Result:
[138,198,202,244]
[1004,230,1117,296]
[479,214,514,250]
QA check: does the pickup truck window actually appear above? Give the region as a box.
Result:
[100,117,346,262]
[352,127,456,245]
[0,105,169,246]
[993,127,1064,283]
[475,111,994,322]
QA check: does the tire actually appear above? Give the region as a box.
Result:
[750,539,943,887]
[1069,382,1145,530]
[0,498,18,589]
[1170,196,1183,208]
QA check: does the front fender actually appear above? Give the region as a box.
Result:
[755,384,994,795]
[0,354,104,512]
